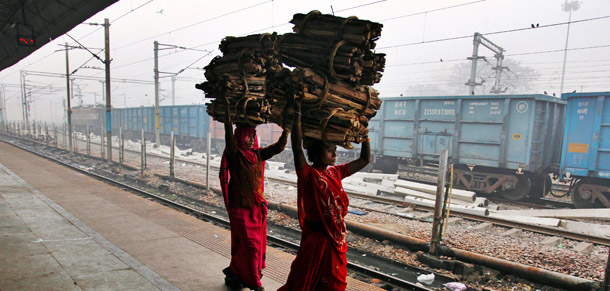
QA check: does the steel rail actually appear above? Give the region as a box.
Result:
[9,132,609,246]
[343,191,610,247]
[0,135,434,291]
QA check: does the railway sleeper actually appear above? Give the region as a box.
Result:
[417,252,476,277]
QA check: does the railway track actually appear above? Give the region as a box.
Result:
[16,132,609,247]
[0,133,450,291]
[4,132,608,290]
[58,131,580,209]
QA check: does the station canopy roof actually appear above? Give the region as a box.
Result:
[0,0,118,71]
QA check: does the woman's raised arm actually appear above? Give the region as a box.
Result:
[291,103,306,171]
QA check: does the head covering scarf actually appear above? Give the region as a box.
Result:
[219,127,265,214]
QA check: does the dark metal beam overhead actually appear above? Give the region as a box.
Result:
[0,0,118,71]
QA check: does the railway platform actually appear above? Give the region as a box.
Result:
[0,142,382,291]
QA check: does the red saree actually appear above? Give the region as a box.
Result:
[220,127,266,288]
[220,127,288,289]
[279,163,351,291]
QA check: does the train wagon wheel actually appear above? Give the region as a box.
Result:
[571,179,604,208]
[373,157,398,174]
[500,174,531,201]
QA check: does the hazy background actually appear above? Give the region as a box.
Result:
[1,0,609,125]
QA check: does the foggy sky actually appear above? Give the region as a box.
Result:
[1,0,609,124]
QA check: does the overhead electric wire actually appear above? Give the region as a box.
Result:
[334,0,388,13]
[78,0,155,41]
[387,43,610,68]
[377,15,610,50]
[4,2,610,106]
[379,0,487,22]
[114,0,273,50]
[506,44,610,57]
[0,0,156,81]
[104,0,490,71]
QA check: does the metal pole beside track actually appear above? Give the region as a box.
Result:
[206,122,211,192]
[153,41,160,148]
[430,150,448,255]
[141,129,145,174]
[170,131,175,179]
[104,18,112,163]
[100,127,105,161]
[65,42,73,153]
[119,127,124,166]
[87,126,90,156]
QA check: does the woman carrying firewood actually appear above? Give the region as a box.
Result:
[279,102,370,291]
[220,95,289,291]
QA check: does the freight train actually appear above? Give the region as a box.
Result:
[70,104,284,152]
[367,92,609,208]
[71,92,610,208]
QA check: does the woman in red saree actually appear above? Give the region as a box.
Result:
[279,103,370,291]
[220,96,289,291]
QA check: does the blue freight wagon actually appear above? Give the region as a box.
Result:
[73,104,285,154]
[159,105,210,150]
[111,105,211,151]
[369,94,566,201]
[560,91,610,208]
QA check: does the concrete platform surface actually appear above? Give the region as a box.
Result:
[0,141,382,291]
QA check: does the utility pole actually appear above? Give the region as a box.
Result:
[466,35,483,94]
[153,41,201,145]
[559,0,580,96]
[104,18,112,162]
[154,41,160,147]
[20,71,28,127]
[465,32,506,94]
[171,75,176,106]
[65,42,73,152]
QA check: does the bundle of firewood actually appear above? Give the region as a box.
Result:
[277,11,384,148]
[196,11,384,148]
[280,11,386,86]
[290,11,382,49]
[195,33,280,124]
[267,67,380,147]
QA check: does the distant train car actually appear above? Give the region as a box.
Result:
[369,94,566,201]
[71,106,105,133]
[72,104,284,155]
[560,91,610,208]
